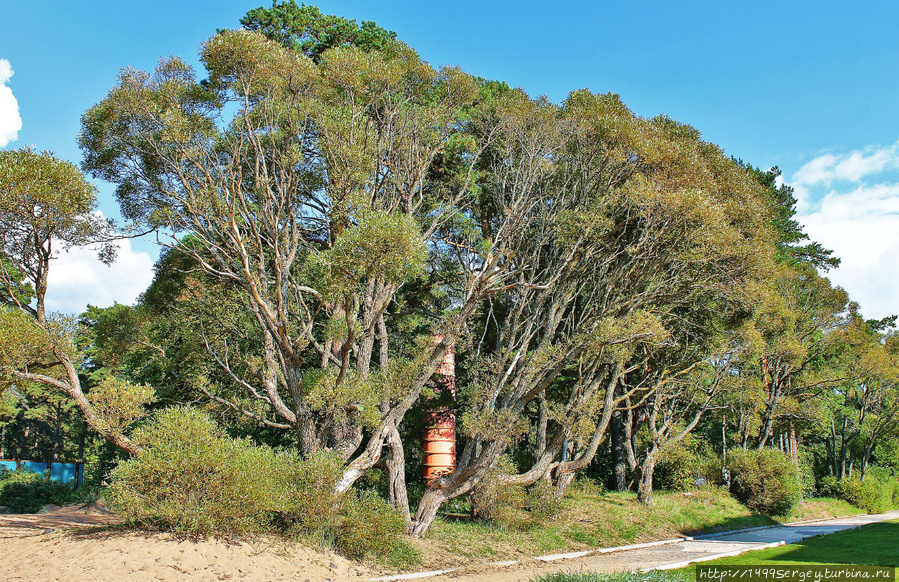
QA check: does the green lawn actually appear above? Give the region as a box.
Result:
[691,519,899,567]
[532,519,899,582]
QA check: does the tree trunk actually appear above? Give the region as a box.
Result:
[789,422,799,466]
[636,456,657,505]
[385,426,411,525]
[860,437,876,479]
[408,488,447,538]
[838,418,849,479]
[611,410,629,491]
[534,393,547,459]
[52,401,62,462]
[552,468,576,498]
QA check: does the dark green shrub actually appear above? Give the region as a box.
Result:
[334,491,419,567]
[818,475,841,498]
[108,406,294,535]
[469,456,530,529]
[655,446,702,491]
[726,448,801,516]
[839,471,896,514]
[797,452,817,497]
[0,469,76,513]
[817,467,897,513]
[107,406,418,564]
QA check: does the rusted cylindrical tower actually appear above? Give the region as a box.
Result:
[423,337,455,483]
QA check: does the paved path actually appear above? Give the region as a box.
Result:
[382,511,899,582]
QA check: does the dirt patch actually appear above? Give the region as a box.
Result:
[0,505,378,581]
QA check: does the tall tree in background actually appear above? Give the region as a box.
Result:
[240,1,397,60]
[0,148,152,456]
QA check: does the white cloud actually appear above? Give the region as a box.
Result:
[0,58,22,147]
[793,141,899,188]
[792,146,899,319]
[45,238,155,315]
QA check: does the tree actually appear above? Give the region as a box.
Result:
[737,162,839,271]
[403,95,775,534]
[0,147,152,455]
[79,29,503,512]
[749,265,849,450]
[240,1,397,61]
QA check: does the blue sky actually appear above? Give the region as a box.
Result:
[2,1,898,317]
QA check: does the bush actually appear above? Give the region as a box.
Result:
[335,491,418,567]
[108,406,292,535]
[817,467,898,513]
[818,475,841,498]
[726,448,801,516]
[469,456,530,529]
[0,469,76,513]
[107,406,418,565]
[655,446,702,491]
[525,477,564,522]
[838,473,896,514]
[469,456,563,530]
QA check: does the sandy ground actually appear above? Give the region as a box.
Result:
[3,507,897,582]
[0,505,377,582]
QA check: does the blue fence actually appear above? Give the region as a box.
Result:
[0,459,84,487]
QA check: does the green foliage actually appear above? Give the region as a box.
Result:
[108,406,292,535]
[727,448,801,516]
[333,491,418,566]
[0,469,76,513]
[655,445,705,491]
[107,407,417,564]
[469,457,529,529]
[827,470,898,514]
[468,456,562,530]
[240,1,397,60]
[306,211,428,302]
[736,161,839,270]
[0,306,80,373]
[0,147,116,298]
[87,376,154,436]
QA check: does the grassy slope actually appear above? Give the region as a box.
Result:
[416,486,861,566]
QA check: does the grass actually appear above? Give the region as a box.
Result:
[782,497,864,522]
[687,518,899,568]
[530,520,899,582]
[425,488,752,561]
[419,485,866,567]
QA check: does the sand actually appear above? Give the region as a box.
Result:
[0,505,377,582]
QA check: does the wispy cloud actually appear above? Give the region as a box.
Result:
[45,238,155,315]
[0,58,22,147]
[791,142,899,319]
[794,141,899,187]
